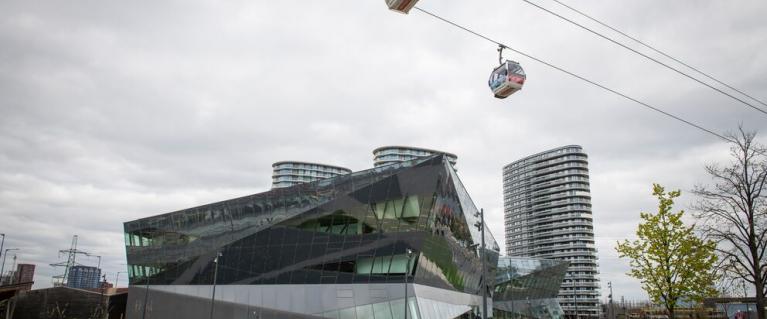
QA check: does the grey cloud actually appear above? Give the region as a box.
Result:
[1,0,765,300]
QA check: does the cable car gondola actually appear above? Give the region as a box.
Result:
[488,45,526,99]
[386,0,419,14]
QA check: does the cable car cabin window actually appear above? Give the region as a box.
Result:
[489,66,508,89]
[508,63,525,76]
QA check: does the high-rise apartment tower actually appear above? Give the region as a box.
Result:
[373,146,457,168]
[271,161,351,189]
[503,145,600,318]
[67,265,101,289]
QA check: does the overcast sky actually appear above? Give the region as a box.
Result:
[1,0,766,302]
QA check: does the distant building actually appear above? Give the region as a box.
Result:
[15,264,35,284]
[271,161,351,188]
[67,265,101,289]
[373,146,457,167]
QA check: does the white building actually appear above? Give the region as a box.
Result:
[503,145,601,318]
[271,161,351,188]
[373,146,457,168]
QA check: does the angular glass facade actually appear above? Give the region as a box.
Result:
[124,155,500,319]
[493,257,569,319]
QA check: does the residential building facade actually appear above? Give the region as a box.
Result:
[503,145,600,318]
[15,264,35,287]
[67,265,101,289]
[373,146,457,168]
[271,161,352,189]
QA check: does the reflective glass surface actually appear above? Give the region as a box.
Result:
[493,257,568,319]
[124,155,499,297]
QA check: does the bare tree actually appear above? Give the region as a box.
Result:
[693,127,767,319]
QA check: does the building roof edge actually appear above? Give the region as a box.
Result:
[502,145,584,169]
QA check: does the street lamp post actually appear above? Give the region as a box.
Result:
[608,281,615,319]
[0,234,5,278]
[474,208,487,319]
[86,253,102,283]
[1,248,19,284]
[526,297,532,318]
[141,268,150,319]
[209,251,222,319]
[567,273,578,319]
[115,271,127,288]
[8,255,17,284]
[404,248,413,319]
[100,273,107,316]
[574,286,578,319]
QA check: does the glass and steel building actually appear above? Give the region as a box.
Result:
[271,161,352,189]
[67,265,101,289]
[373,146,458,168]
[503,145,600,318]
[494,257,569,319]
[124,155,501,319]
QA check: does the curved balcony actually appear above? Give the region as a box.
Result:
[530,242,596,254]
[533,227,594,237]
[529,220,594,232]
[530,169,589,184]
[531,235,594,245]
[531,183,590,197]
[530,212,593,225]
[531,162,590,177]
[559,281,601,288]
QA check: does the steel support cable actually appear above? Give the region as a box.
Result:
[520,0,767,117]
[412,6,735,143]
[547,0,767,109]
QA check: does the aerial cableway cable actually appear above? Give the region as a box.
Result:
[412,6,735,143]
[520,0,767,117]
[545,0,767,109]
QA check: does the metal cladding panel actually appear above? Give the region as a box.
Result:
[125,283,480,318]
[125,286,326,319]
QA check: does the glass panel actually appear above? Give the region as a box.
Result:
[374,202,386,220]
[383,201,397,219]
[355,257,373,275]
[389,255,409,274]
[389,299,406,319]
[373,302,393,319]
[402,196,420,218]
[339,308,356,319]
[356,304,373,319]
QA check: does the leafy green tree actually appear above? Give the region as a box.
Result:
[616,184,719,319]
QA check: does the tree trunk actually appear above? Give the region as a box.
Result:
[756,278,765,319]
